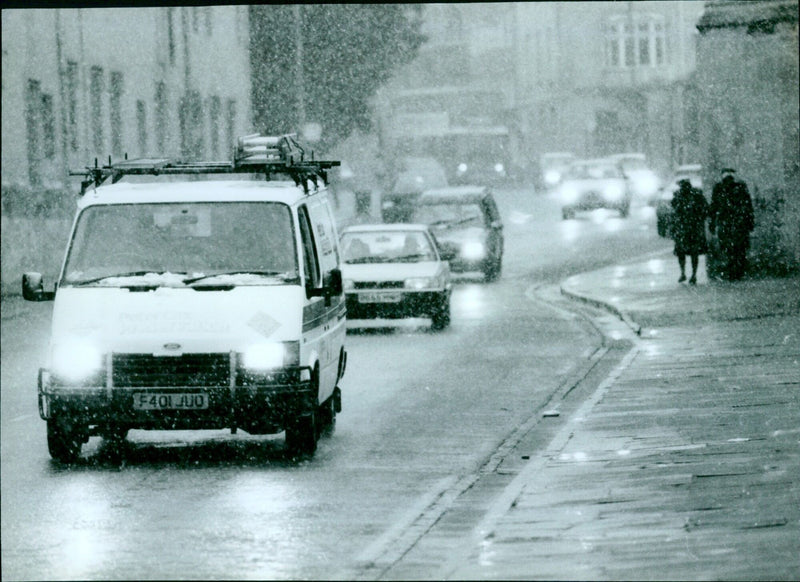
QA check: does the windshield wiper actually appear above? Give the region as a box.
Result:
[182,270,292,285]
[70,271,176,286]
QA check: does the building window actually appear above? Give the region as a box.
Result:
[110,71,124,157]
[90,66,104,153]
[155,82,167,152]
[209,96,221,158]
[66,61,79,152]
[42,94,56,159]
[606,14,666,68]
[137,100,147,155]
[26,80,42,185]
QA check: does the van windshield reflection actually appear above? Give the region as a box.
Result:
[62,202,298,287]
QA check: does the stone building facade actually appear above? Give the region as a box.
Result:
[1,7,252,292]
[375,2,706,180]
[1,7,252,207]
[696,0,799,271]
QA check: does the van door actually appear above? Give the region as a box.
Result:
[298,199,345,404]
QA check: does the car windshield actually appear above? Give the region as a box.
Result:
[62,202,298,286]
[412,202,484,228]
[341,231,437,264]
[566,164,621,180]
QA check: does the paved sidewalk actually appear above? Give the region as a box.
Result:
[450,252,800,580]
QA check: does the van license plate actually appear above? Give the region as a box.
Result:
[359,292,401,303]
[133,393,208,410]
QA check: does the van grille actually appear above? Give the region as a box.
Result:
[112,354,230,387]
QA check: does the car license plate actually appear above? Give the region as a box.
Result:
[133,392,208,410]
[359,291,402,303]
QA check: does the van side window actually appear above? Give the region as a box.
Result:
[298,205,321,288]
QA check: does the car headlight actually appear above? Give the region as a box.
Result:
[494,163,505,174]
[632,174,659,196]
[51,342,103,383]
[457,163,468,174]
[604,183,624,200]
[544,170,561,185]
[242,342,299,370]
[462,241,486,260]
[405,277,435,290]
[559,185,579,203]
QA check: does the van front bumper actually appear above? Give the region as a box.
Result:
[38,367,315,432]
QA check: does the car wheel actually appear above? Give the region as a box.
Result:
[47,417,85,463]
[431,295,451,330]
[484,257,502,282]
[619,202,630,218]
[562,207,574,220]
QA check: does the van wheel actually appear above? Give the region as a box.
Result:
[317,396,336,437]
[47,418,84,463]
[286,411,318,455]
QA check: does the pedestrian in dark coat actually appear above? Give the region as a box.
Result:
[671,179,708,285]
[709,168,755,280]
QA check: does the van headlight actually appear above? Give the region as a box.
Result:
[462,241,486,260]
[51,342,103,383]
[242,342,299,370]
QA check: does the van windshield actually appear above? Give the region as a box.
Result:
[63,202,298,286]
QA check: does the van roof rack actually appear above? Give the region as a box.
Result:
[69,133,340,195]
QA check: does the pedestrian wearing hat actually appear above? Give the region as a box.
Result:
[709,169,755,281]
[671,178,708,284]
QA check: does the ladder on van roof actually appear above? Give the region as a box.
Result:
[69,134,340,195]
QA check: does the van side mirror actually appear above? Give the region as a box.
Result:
[307,268,343,306]
[22,272,55,302]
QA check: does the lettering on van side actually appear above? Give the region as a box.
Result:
[118,312,230,335]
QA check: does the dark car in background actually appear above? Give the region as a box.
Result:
[412,186,504,282]
[381,156,449,223]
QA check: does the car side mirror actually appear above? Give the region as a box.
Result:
[22,272,55,302]
[438,243,458,262]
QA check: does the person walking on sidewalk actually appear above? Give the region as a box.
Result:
[671,178,708,284]
[709,168,755,281]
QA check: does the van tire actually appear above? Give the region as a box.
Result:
[47,418,84,463]
[286,411,318,455]
[317,395,336,437]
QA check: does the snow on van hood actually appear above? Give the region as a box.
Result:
[49,285,304,355]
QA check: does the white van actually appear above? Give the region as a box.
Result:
[22,135,347,461]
